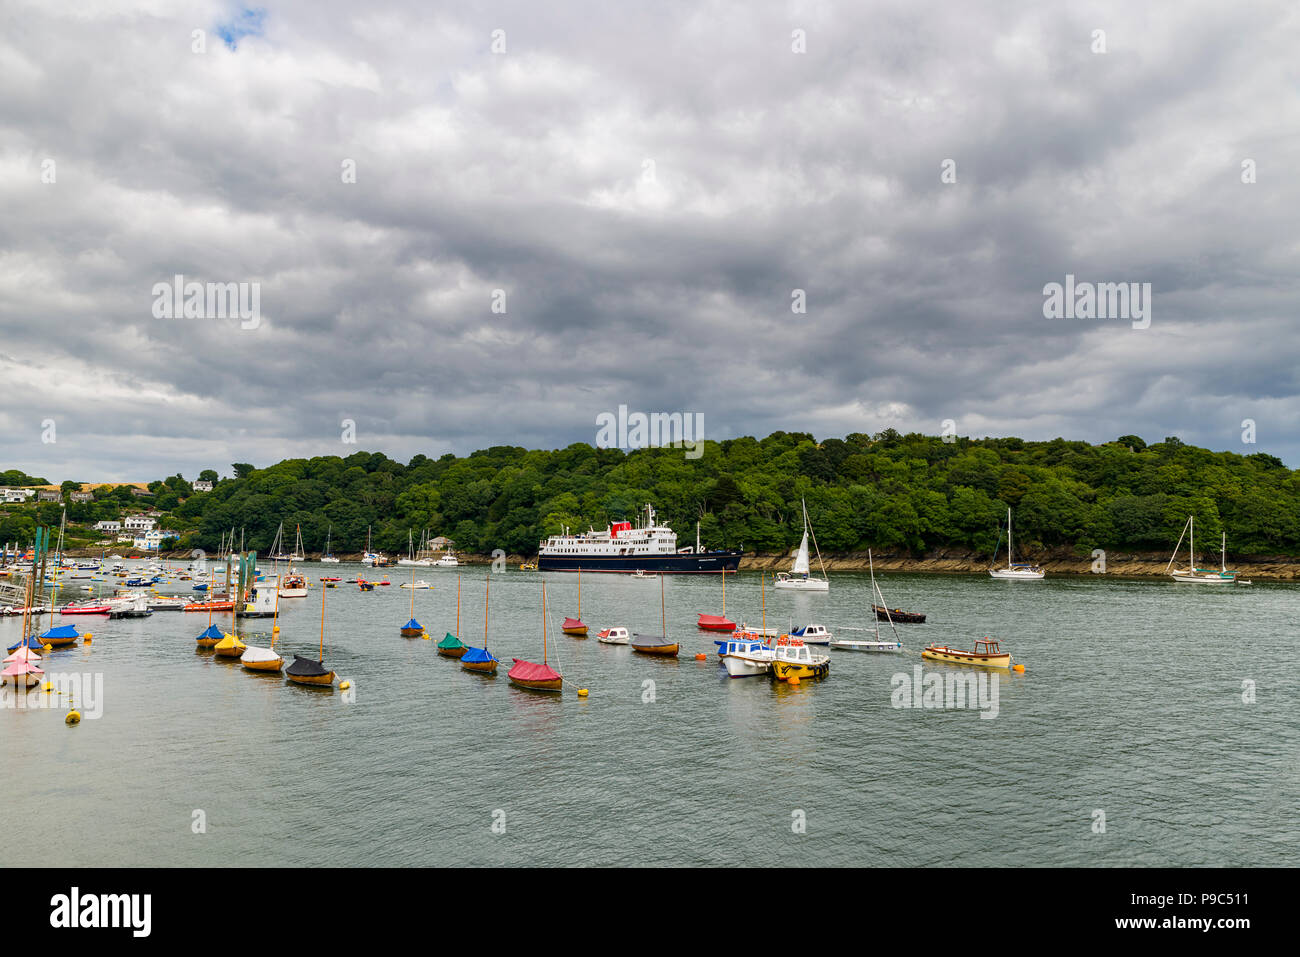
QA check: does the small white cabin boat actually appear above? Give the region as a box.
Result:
[597,626,630,645]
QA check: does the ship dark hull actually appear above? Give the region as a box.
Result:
[538,551,742,574]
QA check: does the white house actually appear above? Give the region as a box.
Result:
[123,514,156,531]
[133,530,164,551]
[192,480,213,492]
[0,488,36,503]
[94,520,122,533]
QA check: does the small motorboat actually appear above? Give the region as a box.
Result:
[60,603,111,615]
[770,635,830,682]
[108,596,153,619]
[716,636,773,677]
[279,572,309,598]
[921,638,1016,670]
[399,580,431,589]
[790,623,833,644]
[597,626,630,645]
[872,604,926,624]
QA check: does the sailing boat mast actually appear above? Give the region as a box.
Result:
[1006,507,1013,568]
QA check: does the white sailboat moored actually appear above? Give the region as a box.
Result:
[773,498,829,591]
[1167,516,1237,584]
[988,507,1045,579]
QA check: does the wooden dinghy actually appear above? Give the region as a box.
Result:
[507,581,561,691]
[213,633,247,658]
[461,575,498,673]
[630,634,679,657]
[285,654,336,686]
[921,638,1013,669]
[873,604,925,624]
[561,569,588,636]
[40,625,81,648]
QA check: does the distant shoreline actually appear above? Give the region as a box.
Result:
[46,546,1300,581]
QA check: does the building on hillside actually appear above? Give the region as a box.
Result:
[69,491,93,503]
[94,521,122,533]
[0,488,36,503]
[429,536,454,551]
[192,480,213,492]
[123,514,156,531]
[133,530,164,551]
[130,487,152,498]
[37,490,61,502]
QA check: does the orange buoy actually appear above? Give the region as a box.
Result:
[694,653,706,661]
[1014,663,1026,673]
[787,674,800,685]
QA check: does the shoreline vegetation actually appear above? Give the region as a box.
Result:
[5,430,1299,579]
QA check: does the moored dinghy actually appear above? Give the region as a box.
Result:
[561,568,588,636]
[631,573,679,657]
[2,655,42,688]
[40,625,81,648]
[213,632,247,658]
[286,581,337,687]
[697,567,736,631]
[196,623,223,648]
[831,551,904,653]
[597,626,630,645]
[508,581,562,691]
[437,576,469,657]
[461,575,499,674]
[400,563,425,637]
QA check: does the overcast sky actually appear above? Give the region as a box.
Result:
[2,0,1298,481]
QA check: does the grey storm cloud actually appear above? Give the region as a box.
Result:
[1,0,1298,481]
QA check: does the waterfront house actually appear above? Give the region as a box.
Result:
[0,488,36,503]
[192,480,213,492]
[123,514,156,531]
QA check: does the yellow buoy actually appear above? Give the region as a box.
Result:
[339,680,351,690]
[1013,664,1026,673]
[41,681,53,692]
[43,643,52,651]
[272,625,280,634]
[788,674,800,685]
[578,688,589,697]
[65,710,81,725]
[83,633,93,640]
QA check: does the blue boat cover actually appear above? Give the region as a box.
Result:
[461,646,498,663]
[8,635,45,652]
[197,624,223,640]
[403,619,422,630]
[40,626,79,639]
[791,625,807,636]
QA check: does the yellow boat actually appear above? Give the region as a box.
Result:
[921,639,1012,669]
[213,633,247,658]
[770,636,830,681]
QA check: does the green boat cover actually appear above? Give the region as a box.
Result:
[437,632,466,649]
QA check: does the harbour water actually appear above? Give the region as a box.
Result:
[3,567,1296,866]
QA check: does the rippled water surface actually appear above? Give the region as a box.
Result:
[3,565,1297,866]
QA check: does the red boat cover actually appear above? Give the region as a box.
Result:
[697,614,736,630]
[508,658,561,681]
[562,618,586,629]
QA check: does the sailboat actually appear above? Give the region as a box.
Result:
[290,524,306,563]
[773,498,829,591]
[989,507,1045,579]
[320,525,340,564]
[400,563,424,637]
[241,575,285,671]
[4,565,45,687]
[269,522,291,563]
[831,550,903,652]
[285,583,337,686]
[213,630,247,658]
[436,576,469,657]
[461,575,500,673]
[508,581,563,691]
[697,567,736,631]
[631,574,679,656]
[1167,516,1237,584]
[561,567,588,636]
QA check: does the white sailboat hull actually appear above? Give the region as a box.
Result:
[773,573,829,591]
[830,639,902,652]
[989,568,1045,580]
[1170,572,1235,584]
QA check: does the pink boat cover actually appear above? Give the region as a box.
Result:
[2,660,42,676]
[562,618,586,628]
[508,658,561,681]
